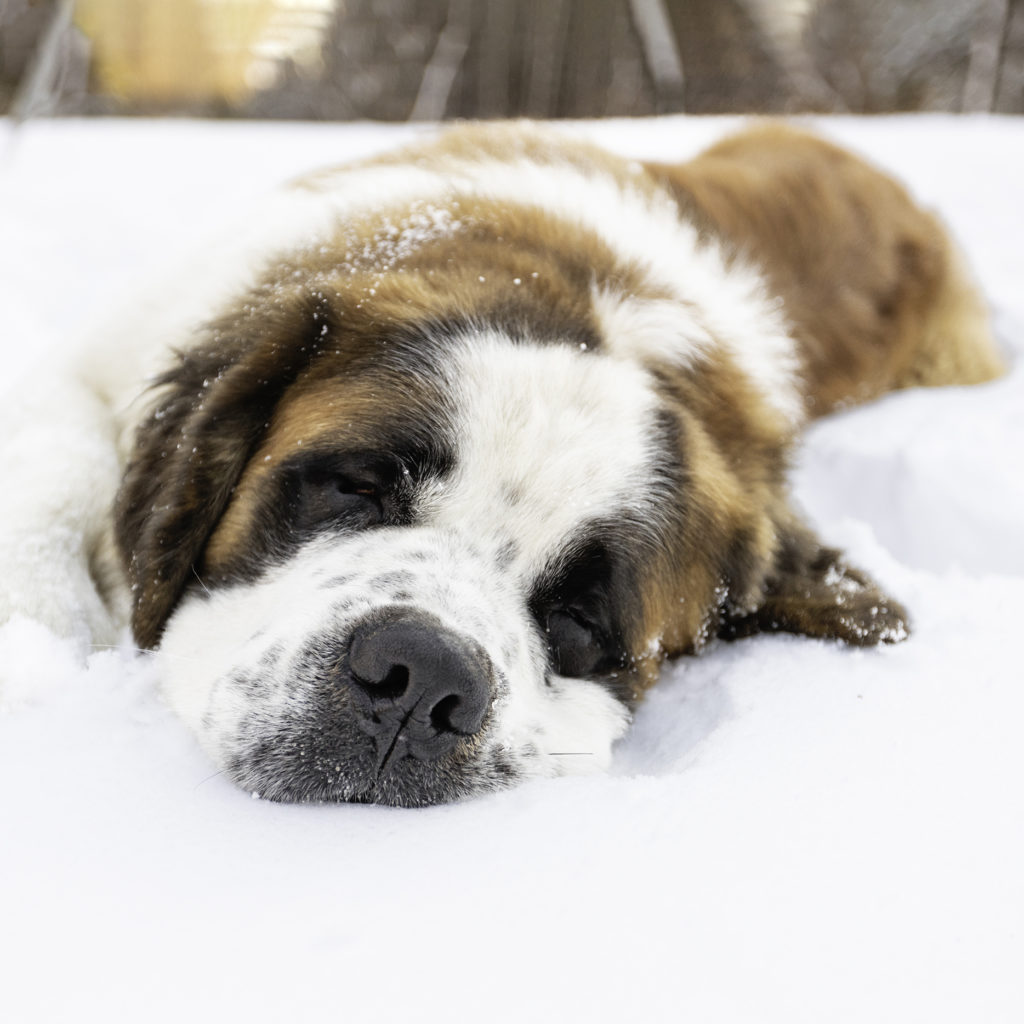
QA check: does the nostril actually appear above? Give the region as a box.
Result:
[374,664,409,701]
[349,659,410,702]
[429,693,464,734]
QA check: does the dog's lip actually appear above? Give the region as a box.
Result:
[230,743,502,807]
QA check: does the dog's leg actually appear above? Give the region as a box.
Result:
[0,372,129,652]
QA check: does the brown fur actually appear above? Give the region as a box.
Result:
[617,123,1004,691]
[116,121,1002,700]
[645,123,1004,413]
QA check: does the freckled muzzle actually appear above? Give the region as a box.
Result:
[162,526,625,806]
[192,532,533,806]
[223,605,512,805]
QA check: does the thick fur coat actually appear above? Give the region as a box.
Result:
[0,122,1003,805]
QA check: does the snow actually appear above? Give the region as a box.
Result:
[1,114,1022,1022]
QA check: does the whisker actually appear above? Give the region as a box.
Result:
[87,643,203,666]
[191,565,213,597]
[89,642,154,655]
[193,768,228,791]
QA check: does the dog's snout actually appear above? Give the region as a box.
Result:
[347,610,492,765]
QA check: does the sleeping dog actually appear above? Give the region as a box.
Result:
[0,122,1003,805]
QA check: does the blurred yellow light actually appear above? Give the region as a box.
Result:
[73,0,336,106]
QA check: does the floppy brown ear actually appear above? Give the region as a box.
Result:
[114,287,340,650]
[720,519,909,646]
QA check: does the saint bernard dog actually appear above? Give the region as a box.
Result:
[0,121,1004,806]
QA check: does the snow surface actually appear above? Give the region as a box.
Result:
[1,115,1022,1023]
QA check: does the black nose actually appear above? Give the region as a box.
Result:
[347,610,492,769]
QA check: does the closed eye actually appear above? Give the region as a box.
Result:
[286,454,399,532]
[545,607,611,678]
[530,539,626,680]
[275,442,453,542]
[300,473,383,529]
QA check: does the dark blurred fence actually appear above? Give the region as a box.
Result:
[3,0,1022,118]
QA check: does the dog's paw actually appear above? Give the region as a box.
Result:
[720,520,910,647]
[745,559,909,646]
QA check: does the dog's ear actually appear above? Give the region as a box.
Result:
[720,518,909,646]
[115,288,341,650]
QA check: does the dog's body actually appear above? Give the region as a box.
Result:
[0,122,1003,805]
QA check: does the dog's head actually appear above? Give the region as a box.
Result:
[115,186,907,806]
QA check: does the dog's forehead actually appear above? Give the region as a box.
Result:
[425,331,663,571]
[205,325,670,590]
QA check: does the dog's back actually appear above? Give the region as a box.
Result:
[646,124,1004,413]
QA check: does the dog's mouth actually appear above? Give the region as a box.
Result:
[219,607,519,807]
[224,720,519,808]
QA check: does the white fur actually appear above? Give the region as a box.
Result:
[438,331,664,575]
[591,287,714,368]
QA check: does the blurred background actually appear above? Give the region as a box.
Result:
[1,0,1021,120]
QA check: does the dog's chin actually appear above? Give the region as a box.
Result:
[222,724,521,808]
[217,651,517,806]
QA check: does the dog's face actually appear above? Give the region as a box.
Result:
[114,134,909,805]
[154,330,675,804]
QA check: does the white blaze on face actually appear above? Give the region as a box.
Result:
[409,333,664,765]
[429,332,663,578]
